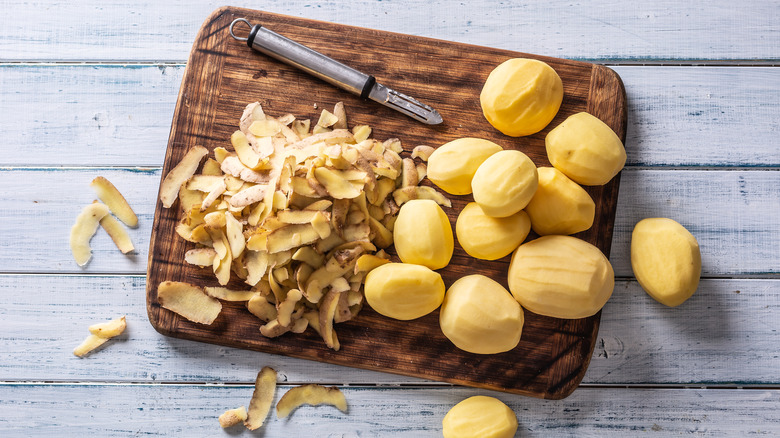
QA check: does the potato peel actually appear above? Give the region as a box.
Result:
[73,334,109,357]
[245,366,277,431]
[90,176,138,227]
[157,281,222,325]
[276,384,348,418]
[99,214,134,254]
[88,315,127,338]
[74,315,126,357]
[70,202,110,266]
[218,406,247,428]
[159,146,208,208]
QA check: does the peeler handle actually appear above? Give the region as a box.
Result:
[231,19,376,99]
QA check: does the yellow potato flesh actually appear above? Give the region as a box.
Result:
[631,218,701,307]
[90,176,138,227]
[364,263,445,320]
[99,214,134,254]
[70,202,110,266]
[545,112,626,186]
[455,203,530,260]
[426,138,502,195]
[442,396,518,438]
[439,275,524,354]
[525,166,595,236]
[393,199,453,270]
[508,235,614,319]
[480,58,563,137]
[471,150,538,218]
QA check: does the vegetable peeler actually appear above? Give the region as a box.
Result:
[229,18,443,125]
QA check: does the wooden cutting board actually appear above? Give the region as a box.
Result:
[147,6,627,399]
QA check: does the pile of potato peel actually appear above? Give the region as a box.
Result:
[158,101,449,350]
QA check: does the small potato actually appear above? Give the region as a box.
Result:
[631,218,701,307]
[545,112,626,186]
[525,167,595,236]
[393,199,453,270]
[364,263,445,320]
[480,58,563,137]
[471,150,538,218]
[508,236,614,319]
[455,203,530,260]
[426,138,502,195]
[442,396,518,438]
[439,275,524,354]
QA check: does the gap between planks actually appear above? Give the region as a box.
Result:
[2,381,780,390]
[3,60,780,67]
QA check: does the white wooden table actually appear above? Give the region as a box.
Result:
[1,1,779,436]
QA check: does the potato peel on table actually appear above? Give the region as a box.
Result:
[276,384,348,418]
[73,316,126,357]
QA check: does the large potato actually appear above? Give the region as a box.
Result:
[508,235,614,319]
[545,112,626,186]
[525,166,595,236]
[393,199,453,270]
[455,202,530,260]
[439,275,524,354]
[426,138,502,195]
[364,263,445,320]
[631,218,701,307]
[480,58,563,137]
[442,396,518,438]
[471,150,538,218]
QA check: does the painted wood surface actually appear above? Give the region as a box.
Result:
[1,384,779,436]
[1,1,779,62]
[1,274,777,386]
[2,65,779,167]
[1,168,777,277]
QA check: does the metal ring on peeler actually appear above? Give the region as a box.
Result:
[229,18,252,41]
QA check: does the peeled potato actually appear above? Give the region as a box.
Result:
[508,235,614,319]
[471,150,538,218]
[364,263,445,320]
[439,275,524,354]
[393,199,453,270]
[455,203,530,260]
[525,167,595,236]
[480,58,563,137]
[442,396,518,438]
[631,218,701,307]
[426,138,502,195]
[545,112,626,186]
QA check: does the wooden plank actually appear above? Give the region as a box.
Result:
[0,273,420,385]
[609,169,780,277]
[0,64,183,167]
[2,65,779,167]
[146,6,627,400]
[1,384,779,436]
[1,1,778,62]
[1,168,776,276]
[586,278,780,385]
[1,274,777,385]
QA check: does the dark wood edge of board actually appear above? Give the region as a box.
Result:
[146,6,628,400]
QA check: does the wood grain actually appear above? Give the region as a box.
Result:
[4,64,778,167]
[2,0,778,62]
[2,384,779,436]
[2,168,777,276]
[146,7,626,399]
[1,275,778,385]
